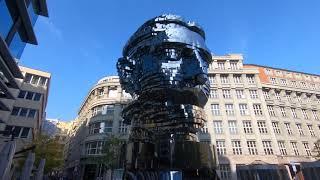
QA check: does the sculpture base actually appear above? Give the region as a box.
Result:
[122,141,218,179]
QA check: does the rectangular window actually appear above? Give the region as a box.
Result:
[239,104,249,115]
[257,121,268,134]
[312,110,319,120]
[217,62,225,70]
[228,121,237,134]
[209,75,216,84]
[19,108,28,117]
[249,90,258,99]
[39,77,47,87]
[284,123,293,135]
[232,140,242,155]
[219,164,231,180]
[243,121,253,134]
[286,93,292,102]
[25,91,34,100]
[246,75,255,84]
[211,104,220,116]
[280,107,286,117]
[297,95,302,103]
[278,141,287,155]
[216,140,226,155]
[20,127,30,138]
[247,141,258,155]
[11,107,20,116]
[275,91,281,100]
[263,90,270,99]
[272,122,281,134]
[86,141,104,155]
[303,142,312,156]
[253,104,263,116]
[27,109,36,118]
[291,108,298,118]
[209,89,218,99]
[267,105,276,117]
[18,91,27,99]
[220,75,229,84]
[222,89,231,99]
[291,142,299,156]
[280,79,287,86]
[262,141,274,155]
[31,75,40,85]
[118,120,128,134]
[24,74,32,83]
[307,125,315,137]
[270,78,277,84]
[225,104,235,116]
[12,126,22,137]
[296,124,304,136]
[233,74,242,83]
[302,109,309,119]
[230,61,239,70]
[236,89,245,99]
[213,121,223,134]
[200,122,208,134]
[33,93,41,101]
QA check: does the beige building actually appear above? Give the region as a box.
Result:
[65,55,320,180]
[64,76,131,179]
[42,118,72,144]
[0,66,51,152]
[202,55,320,180]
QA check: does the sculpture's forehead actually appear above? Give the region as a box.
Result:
[123,17,210,57]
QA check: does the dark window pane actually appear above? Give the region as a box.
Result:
[25,92,34,100]
[3,125,13,137]
[27,109,36,118]
[20,127,30,138]
[11,107,20,116]
[39,77,47,86]
[18,91,27,98]
[9,32,26,59]
[0,0,13,39]
[31,75,39,85]
[24,74,32,83]
[33,93,41,101]
[12,126,21,137]
[19,108,28,117]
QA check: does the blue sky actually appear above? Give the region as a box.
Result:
[20,0,320,121]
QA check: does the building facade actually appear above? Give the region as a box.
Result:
[0,66,50,151]
[65,55,320,180]
[42,118,71,144]
[0,0,48,124]
[64,76,131,179]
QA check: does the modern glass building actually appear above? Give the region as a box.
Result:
[0,0,48,116]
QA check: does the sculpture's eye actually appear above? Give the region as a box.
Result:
[181,48,194,59]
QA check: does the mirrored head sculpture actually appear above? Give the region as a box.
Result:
[117,14,217,179]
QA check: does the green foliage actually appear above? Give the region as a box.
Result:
[100,135,123,170]
[33,134,64,173]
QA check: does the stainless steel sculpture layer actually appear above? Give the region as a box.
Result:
[117,14,217,179]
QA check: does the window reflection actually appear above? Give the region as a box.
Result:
[9,32,26,59]
[0,0,13,39]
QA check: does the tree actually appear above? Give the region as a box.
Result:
[32,134,64,173]
[99,135,123,178]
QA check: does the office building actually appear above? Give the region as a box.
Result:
[64,76,131,179]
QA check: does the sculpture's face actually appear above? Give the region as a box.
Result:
[117,15,211,106]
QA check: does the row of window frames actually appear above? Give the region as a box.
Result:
[11,106,37,118]
[269,77,320,90]
[23,73,48,87]
[216,140,274,155]
[208,74,256,84]
[210,104,263,116]
[18,90,42,101]
[2,125,31,138]
[267,106,319,120]
[89,121,128,134]
[209,89,259,99]
[216,140,313,156]
[203,120,318,136]
[208,61,240,70]
[263,90,320,103]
